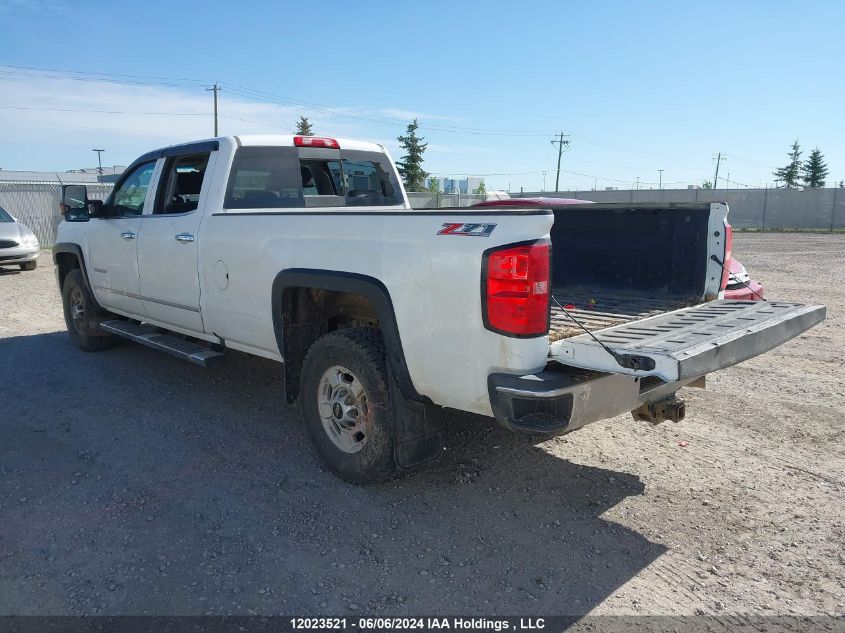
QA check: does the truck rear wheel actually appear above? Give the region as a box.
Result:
[62,269,115,352]
[300,328,399,483]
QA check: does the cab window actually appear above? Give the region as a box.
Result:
[340,151,402,206]
[111,161,156,217]
[300,160,343,196]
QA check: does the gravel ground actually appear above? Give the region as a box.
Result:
[0,234,842,616]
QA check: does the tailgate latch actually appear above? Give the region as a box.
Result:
[612,352,656,372]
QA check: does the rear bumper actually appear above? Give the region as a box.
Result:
[725,281,764,301]
[488,367,694,435]
[0,247,40,265]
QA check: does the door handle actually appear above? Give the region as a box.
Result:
[120,231,136,240]
[175,233,195,243]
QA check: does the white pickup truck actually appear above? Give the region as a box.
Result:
[55,135,826,482]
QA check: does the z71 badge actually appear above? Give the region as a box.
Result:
[437,222,497,237]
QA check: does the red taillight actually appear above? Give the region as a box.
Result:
[294,135,340,149]
[483,241,550,337]
[720,222,733,290]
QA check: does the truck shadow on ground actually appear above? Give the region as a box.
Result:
[1,332,665,616]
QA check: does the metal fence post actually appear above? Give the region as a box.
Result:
[831,187,839,233]
[762,186,768,231]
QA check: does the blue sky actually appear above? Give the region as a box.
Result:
[1,0,843,191]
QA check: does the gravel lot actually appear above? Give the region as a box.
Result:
[0,233,843,616]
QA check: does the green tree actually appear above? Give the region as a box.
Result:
[295,116,314,136]
[396,119,428,191]
[475,180,487,195]
[700,180,713,189]
[426,176,440,193]
[802,148,829,188]
[773,140,802,188]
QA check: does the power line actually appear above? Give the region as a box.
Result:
[0,64,551,137]
[0,63,210,84]
[0,105,209,116]
[0,69,203,89]
[0,104,711,187]
[0,64,776,187]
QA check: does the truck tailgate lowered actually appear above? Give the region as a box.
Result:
[549,300,826,382]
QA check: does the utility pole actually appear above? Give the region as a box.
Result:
[635,176,640,190]
[658,169,664,190]
[92,149,104,175]
[206,83,221,136]
[550,132,570,192]
[713,152,726,190]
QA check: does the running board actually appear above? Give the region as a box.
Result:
[100,320,224,367]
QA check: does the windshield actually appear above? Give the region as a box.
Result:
[0,207,13,222]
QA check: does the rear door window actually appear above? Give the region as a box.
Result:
[154,153,210,214]
[225,147,304,209]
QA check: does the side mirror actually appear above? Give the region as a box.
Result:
[61,184,91,222]
[62,184,88,209]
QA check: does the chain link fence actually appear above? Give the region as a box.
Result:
[0,181,113,247]
[521,187,845,231]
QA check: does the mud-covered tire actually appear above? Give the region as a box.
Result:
[300,327,399,483]
[20,261,37,271]
[62,269,115,352]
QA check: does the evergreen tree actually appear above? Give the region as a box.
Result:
[773,140,802,188]
[475,180,487,195]
[425,176,440,193]
[295,116,314,136]
[802,148,829,188]
[396,119,428,191]
[700,180,713,189]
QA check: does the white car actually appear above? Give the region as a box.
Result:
[0,206,40,270]
[53,134,825,482]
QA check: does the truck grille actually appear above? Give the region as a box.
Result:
[0,240,19,249]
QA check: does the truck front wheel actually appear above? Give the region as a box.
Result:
[299,328,399,483]
[62,269,115,352]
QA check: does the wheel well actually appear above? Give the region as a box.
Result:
[282,287,380,402]
[55,252,81,290]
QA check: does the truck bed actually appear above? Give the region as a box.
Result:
[549,288,693,342]
[545,202,717,343]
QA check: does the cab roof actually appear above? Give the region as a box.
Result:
[235,134,385,153]
[129,135,388,170]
